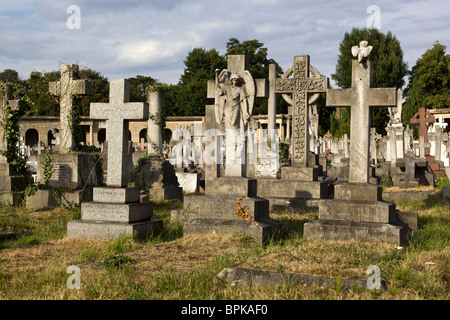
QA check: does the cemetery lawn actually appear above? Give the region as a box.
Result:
[0,196,448,300]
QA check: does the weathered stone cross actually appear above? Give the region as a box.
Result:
[90,79,149,187]
[0,84,21,163]
[49,64,92,152]
[274,55,329,167]
[326,44,397,183]
[409,107,435,156]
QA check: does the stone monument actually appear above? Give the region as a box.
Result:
[172,55,279,244]
[67,79,162,240]
[0,84,27,205]
[304,41,416,245]
[130,86,183,201]
[256,54,331,209]
[27,64,99,208]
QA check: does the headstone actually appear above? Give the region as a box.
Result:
[173,55,279,244]
[67,78,162,240]
[410,107,435,157]
[49,64,92,152]
[274,55,328,179]
[304,41,415,245]
[255,55,331,209]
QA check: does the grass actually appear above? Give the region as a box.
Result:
[0,195,448,300]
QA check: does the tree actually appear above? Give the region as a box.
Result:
[225,38,287,115]
[175,47,227,116]
[129,75,157,103]
[331,27,408,136]
[403,41,450,128]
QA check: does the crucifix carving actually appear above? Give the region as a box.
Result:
[274,55,329,167]
[326,42,397,183]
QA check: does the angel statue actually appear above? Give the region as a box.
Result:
[214,68,255,132]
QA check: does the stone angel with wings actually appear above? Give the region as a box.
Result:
[214,68,255,131]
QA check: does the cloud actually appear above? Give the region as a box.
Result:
[0,0,449,86]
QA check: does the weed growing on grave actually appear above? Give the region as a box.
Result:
[103,254,135,269]
[234,196,253,222]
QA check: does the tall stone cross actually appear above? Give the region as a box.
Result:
[410,107,435,156]
[49,64,92,152]
[326,42,397,183]
[90,79,149,187]
[273,55,329,167]
[0,84,21,163]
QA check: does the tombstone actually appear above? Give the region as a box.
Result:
[304,41,416,245]
[172,55,279,244]
[49,64,92,152]
[410,107,435,157]
[28,64,98,208]
[67,78,162,240]
[0,84,27,205]
[131,87,183,201]
[255,54,331,209]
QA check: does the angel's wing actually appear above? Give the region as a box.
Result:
[360,45,373,58]
[351,46,360,58]
[215,69,229,125]
[241,70,255,116]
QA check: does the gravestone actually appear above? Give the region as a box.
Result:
[256,54,331,209]
[173,55,279,244]
[304,41,415,245]
[0,84,27,205]
[49,64,92,152]
[67,79,162,240]
[28,64,97,209]
[131,87,183,201]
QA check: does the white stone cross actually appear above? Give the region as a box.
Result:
[90,79,149,187]
[326,43,397,183]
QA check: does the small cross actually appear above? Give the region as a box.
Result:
[35,141,46,155]
[410,107,435,156]
[138,137,148,151]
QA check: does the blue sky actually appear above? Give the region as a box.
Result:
[1,0,449,89]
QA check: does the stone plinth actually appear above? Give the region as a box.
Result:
[0,163,27,206]
[131,156,182,201]
[173,176,280,245]
[36,153,99,189]
[304,183,416,245]
[67,187,162,240]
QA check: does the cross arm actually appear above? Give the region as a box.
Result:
[325,88,354,107]
[367,88,397,107]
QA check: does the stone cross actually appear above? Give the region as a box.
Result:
[49,64,92,152]
[409,107,435,156]
[0,84,21,163]
[138,138,148,151]
[274,55,328,168]
[326,43,397,183]
[414,135,431,158]
[90,79,149,187]
[35,141,46,155]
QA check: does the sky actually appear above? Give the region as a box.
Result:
[1,0,449,90]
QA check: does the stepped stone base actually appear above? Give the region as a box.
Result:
[67,219,163,240]
[303,183,417,245]
[67,187,162,240]
[174,176,280,244]
[26,188,93,209]
[183,218,280,245]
